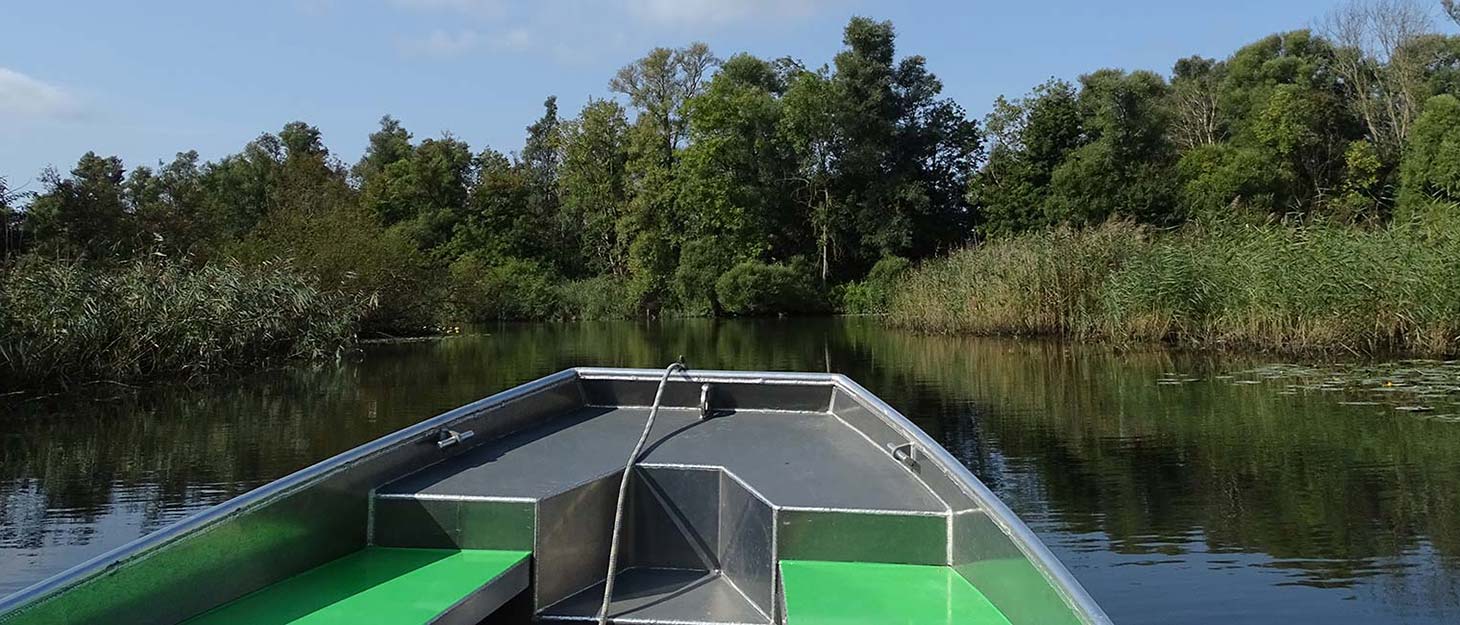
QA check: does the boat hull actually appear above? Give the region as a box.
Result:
[0,368,1110,625]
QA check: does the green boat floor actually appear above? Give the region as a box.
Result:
[181,548,529,625]
[780,560,1013,625]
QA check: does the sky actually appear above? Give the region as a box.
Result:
[0,0,1387,192]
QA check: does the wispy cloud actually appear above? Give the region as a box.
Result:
[388,0,505,18]
[0,67,83,121]
[387,0,839,63]
[397,29,483,58]
[396,27,536,58]
[489,27,533,52]
[623,0,836,26]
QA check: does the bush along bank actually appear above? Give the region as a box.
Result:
[887,217,1460,355]
[0,258,372,392]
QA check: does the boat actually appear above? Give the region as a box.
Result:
[0,366,1111,625]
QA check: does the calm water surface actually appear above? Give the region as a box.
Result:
[2,318,1459,624]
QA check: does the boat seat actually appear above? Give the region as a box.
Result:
[180,548,530,625]
[779,560,1013,625]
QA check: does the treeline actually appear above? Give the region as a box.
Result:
[887,2,1460,353]
[974,1,1460,233]
[5,4,1460,333]
[0,17,976,330]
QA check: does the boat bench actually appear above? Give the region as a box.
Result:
[780,560,1013,625]
[179,548,529,625]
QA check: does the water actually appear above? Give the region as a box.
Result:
[2,318,1459,624]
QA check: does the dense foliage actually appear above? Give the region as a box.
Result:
[1,18,978,327]
[889,217,1460,354]
[3,4,1459,339]
[0,258,368,390]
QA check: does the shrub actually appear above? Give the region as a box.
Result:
[715,260,827,316]
[557,275,636,320]
[674,238,733,316]
[447,255,562,321]
[229,203,435,335]
[843,255,911,314]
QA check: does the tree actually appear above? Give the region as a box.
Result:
[559,99,631,275]
[352,115,414,185]
[0,176,29,259]
[610,43,718,158]
[971,79,1084,235]
[808,17,980,274]
[681,54,799,263]
[443,149,535,265]
[781,68,841,280]
[27,153,134,258]
[128,151,210,256]
[275,121,354,219]
[1170,56,1226,150]
[1321,0,1436,164]
[199,133,283,239]
[1200,31,1363,215]
[359,131,475,258]
[519,97,571,272]
[1399,94,1460,209]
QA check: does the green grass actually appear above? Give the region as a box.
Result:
[0,258,372,391]
[888,217,1460,354]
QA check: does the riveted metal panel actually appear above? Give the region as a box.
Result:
[719,470,774,617]
[776,509,948,566]
[533,472,620,610]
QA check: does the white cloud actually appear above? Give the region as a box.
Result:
[0,67,82,121]
[623,0,833,26]
[388,0,505,18]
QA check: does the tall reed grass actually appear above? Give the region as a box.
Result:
[888,217,1460,354]
[1,258,372,391]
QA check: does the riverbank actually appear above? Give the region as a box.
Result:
[0,258,370,392]
[887,218,1460,355]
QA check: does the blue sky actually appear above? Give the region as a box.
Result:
[0,0,1374,190]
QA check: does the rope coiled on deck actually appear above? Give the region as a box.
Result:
[597,359,685,625]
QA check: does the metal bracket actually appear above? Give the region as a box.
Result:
[887,441,920,468]
[436,428,475,449]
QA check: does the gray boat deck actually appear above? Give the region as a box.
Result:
[378,406,946,513]
[540,568,767,624]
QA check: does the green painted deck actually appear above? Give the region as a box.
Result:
[181,548,529,625]
[780,560,1014,625]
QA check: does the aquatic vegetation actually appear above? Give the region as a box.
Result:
[1220,360,1460,419]
[0,258,371,391]
[889,218,1460,355]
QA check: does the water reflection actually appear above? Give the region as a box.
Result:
[2,318,1458,623]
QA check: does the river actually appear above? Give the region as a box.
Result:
[2,318,1458,624]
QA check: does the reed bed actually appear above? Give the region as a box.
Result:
[888,218,1460,355]
[0,258,371,391]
